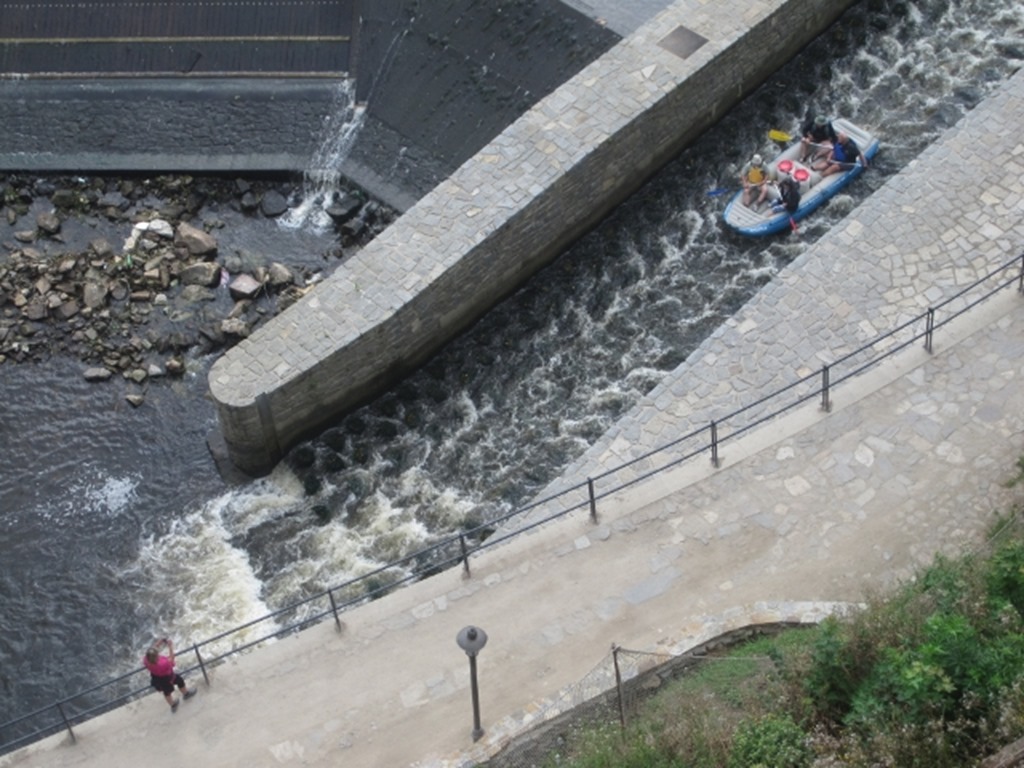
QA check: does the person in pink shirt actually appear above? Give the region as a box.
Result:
[142,637,197,712]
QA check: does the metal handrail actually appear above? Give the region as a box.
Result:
[2,252,1021,756]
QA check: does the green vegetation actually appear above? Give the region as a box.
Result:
[543,503,1024,767]
[1007,456,1024,489]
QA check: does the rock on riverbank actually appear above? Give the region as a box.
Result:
[0,174,393,402]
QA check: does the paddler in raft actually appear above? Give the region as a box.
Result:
[740,153,780,210]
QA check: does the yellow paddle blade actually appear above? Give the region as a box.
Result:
[769,129,792,142]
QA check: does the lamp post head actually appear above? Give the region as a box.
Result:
[456,625,488,657]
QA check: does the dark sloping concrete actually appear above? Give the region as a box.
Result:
[347,0,620,201]
[558,0,676,35]
[0,0,620,211]
[0,0,355,75]
[0,78,339,175]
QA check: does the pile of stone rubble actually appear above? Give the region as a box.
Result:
[0,174,391,405]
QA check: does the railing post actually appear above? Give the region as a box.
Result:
[193,644,210,685]
[924,307,935,353]
[327,589,343,633]
[612,644,627,731]
[587,477,598,523]
[820,364,832,412]
[1018,252,1023,294]
[710,421,719,468]
[460,534,471,578]
[55,702,75,744]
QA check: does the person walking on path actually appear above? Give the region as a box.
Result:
[142,637,197,712]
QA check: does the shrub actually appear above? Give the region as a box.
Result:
[805,616,860,721]
[846,608,1024,729]
[728,714,810,768]
[919,553,975,614]
[987,540,1024,618]
[1004,456,1024,488]
[550,724,684,768]
[847,643,956,727]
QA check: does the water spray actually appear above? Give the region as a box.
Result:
[281,80,368,232]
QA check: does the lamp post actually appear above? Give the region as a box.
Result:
[455,625,488,742]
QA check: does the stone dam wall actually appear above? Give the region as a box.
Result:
[208,0,859,475]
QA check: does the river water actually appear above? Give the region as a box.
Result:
[1,0,1022,736]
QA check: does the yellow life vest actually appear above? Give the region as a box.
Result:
[747,167,765,184]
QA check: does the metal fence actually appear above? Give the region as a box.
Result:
[2,252,1021,757]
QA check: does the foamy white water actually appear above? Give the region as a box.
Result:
[122,478,310,655]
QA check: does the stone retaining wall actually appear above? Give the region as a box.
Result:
[209,0,859,476]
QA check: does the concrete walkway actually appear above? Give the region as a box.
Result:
[5,60,1024,768]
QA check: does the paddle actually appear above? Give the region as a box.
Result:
[771,129,834,151]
